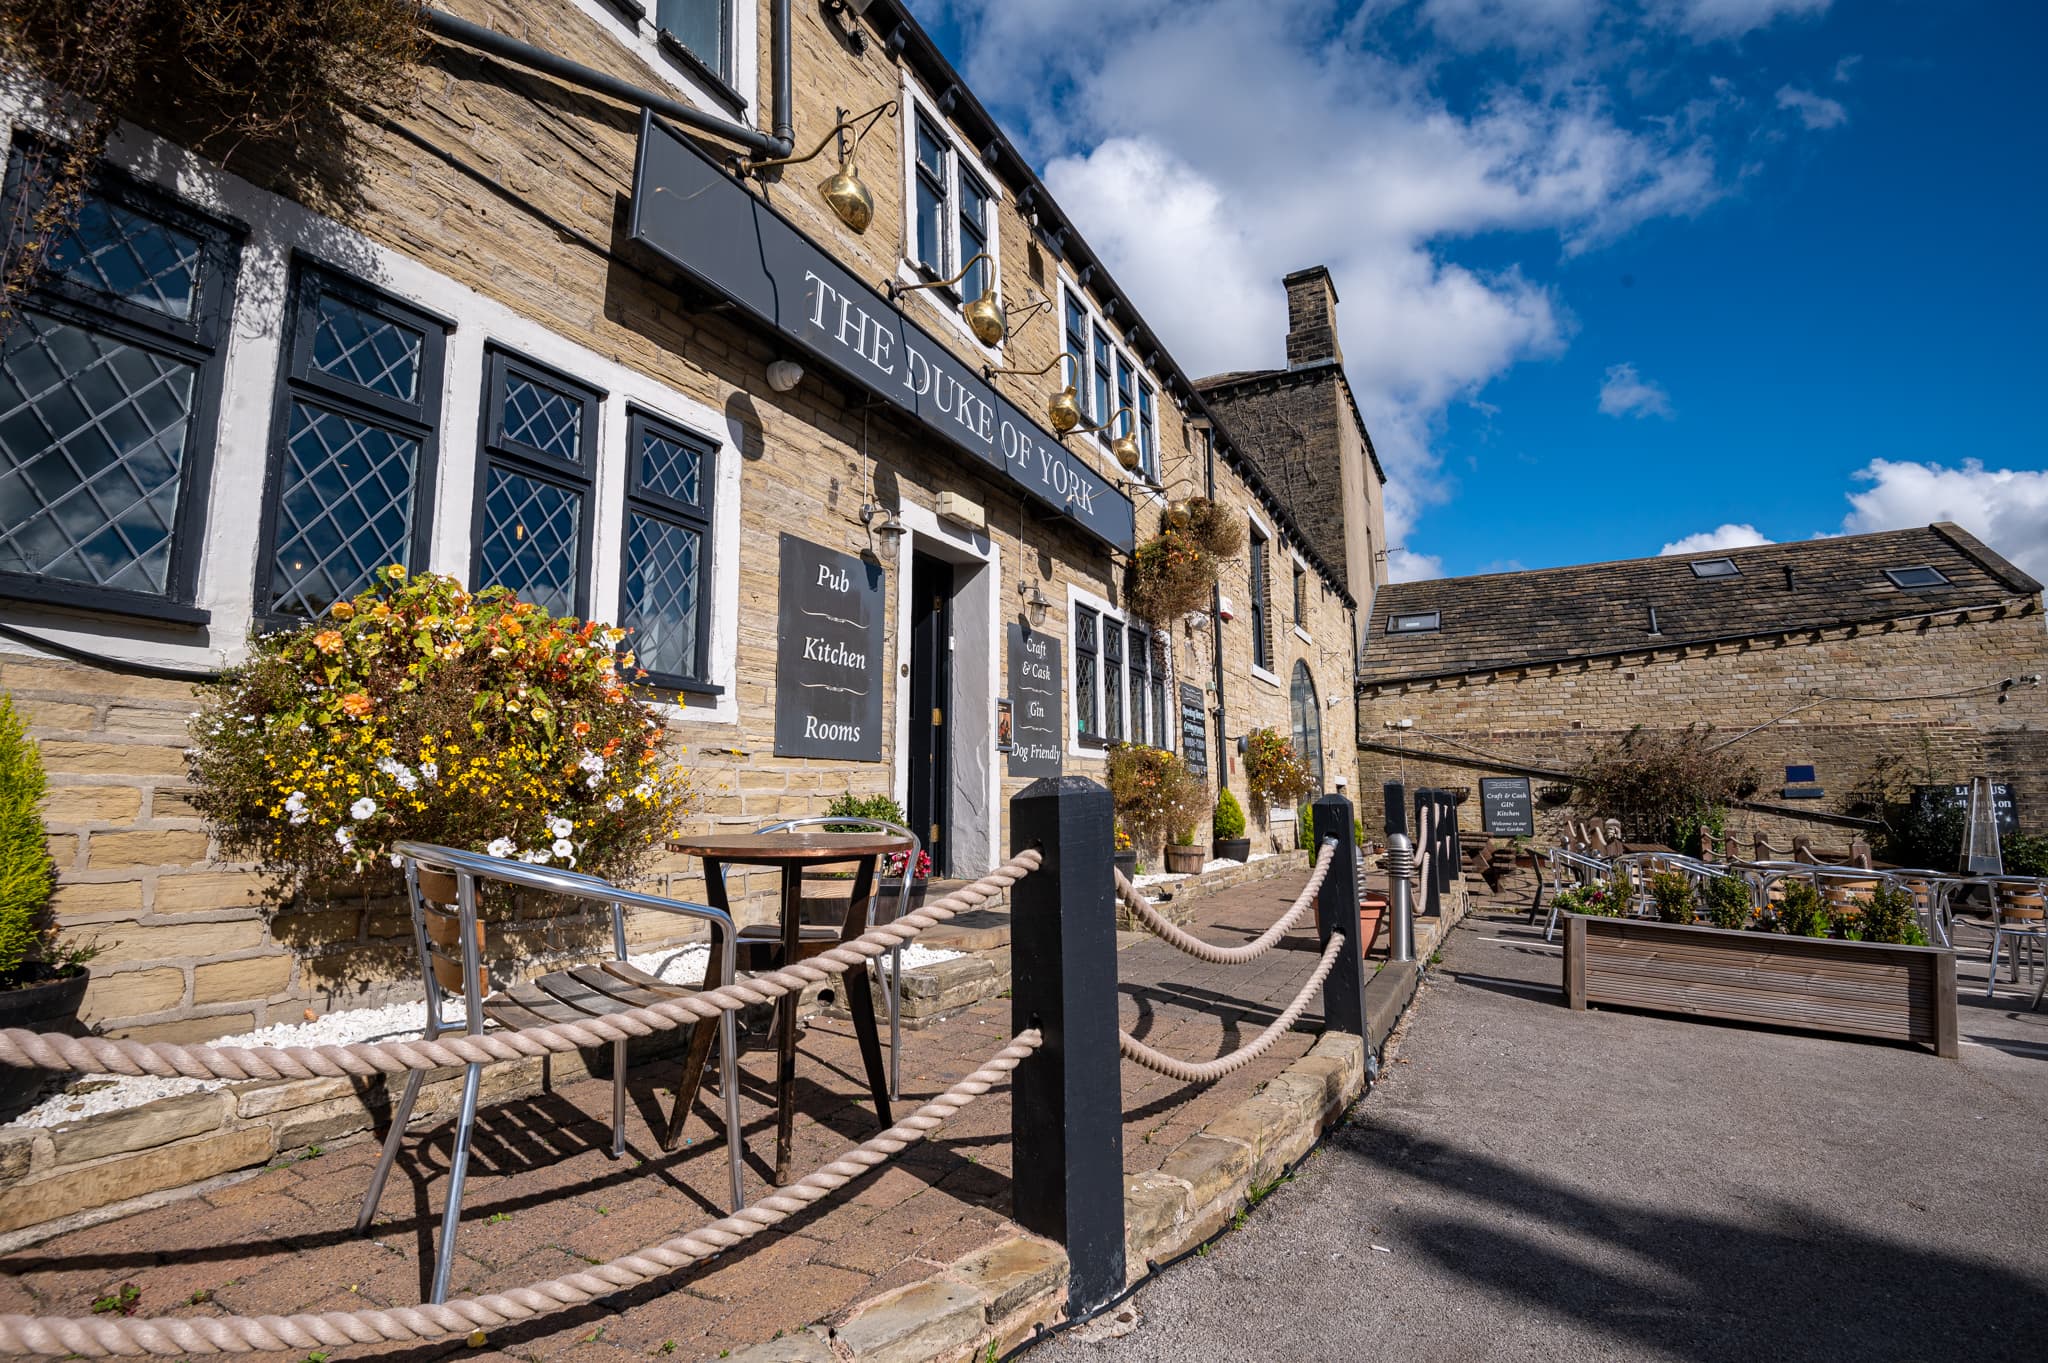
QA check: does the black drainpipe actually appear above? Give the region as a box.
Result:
[1206,426,1229,790]
[422,4,795,159]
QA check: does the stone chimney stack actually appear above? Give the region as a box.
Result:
[1283,265,1342,368]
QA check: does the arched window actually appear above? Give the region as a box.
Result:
[1290,660,1324,793]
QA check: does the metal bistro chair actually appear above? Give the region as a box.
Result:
[356,843,744,1304]
[1985,877,2047,997]
[1541,846,1612,941]
[729,817,921,1102]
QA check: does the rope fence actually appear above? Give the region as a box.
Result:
[0,1029,1040,1357]
[1112,840,1335,965]
[0,852,1042,1083]
[1116,934,1344,1084]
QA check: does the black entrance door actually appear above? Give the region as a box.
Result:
[907,552,953,877]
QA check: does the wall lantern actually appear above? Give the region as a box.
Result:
[1069,405,1141,471]
[748,100,897,235]
[890,252,1005,346]
[1023,582,1052,626]
[986,352,1082,434]
[860,501,906,562]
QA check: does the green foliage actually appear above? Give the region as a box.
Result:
[1296,801,1315,851]
[1647,869,1695,924]
[1555,880,1626,917]
[1354,816,1366,849]
[1211,787,1246,840]
[1777,881,1828,938]
[0,693,58,982]
[1241,727,1315,808]
[89,1284,139,1317]
[1571,726,1757,846]
[1856,885,1926,945]
[1672,803,1728,859]
[1105,743,1205,852]
[1701,874,1754,931]
[2002,832,2048,878]
[825,792,907,830]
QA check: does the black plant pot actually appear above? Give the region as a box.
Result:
[1213,837,1252,863]
[0,967,89,1120]
[1113,850,1138,882]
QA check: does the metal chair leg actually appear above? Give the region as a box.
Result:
[429,1062,484,1305]
[1986,924,2005,997]
[887,946,902,1103]
[718,1011,744,1213]
[355,1070,426,1234]
[610,1037,627,1160]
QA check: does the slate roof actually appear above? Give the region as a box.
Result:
[1358,522,2042,687]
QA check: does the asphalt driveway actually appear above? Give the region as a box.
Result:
[1044,904,2048,1363]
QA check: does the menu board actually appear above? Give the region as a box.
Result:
[1179,683,1208,774]
[1913,783,2020,837]
[1479,777,1535,837]
[1006,623,1063,778]
[773,534,884,760]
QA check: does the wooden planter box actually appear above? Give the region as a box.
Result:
[1562,915,1958,1057]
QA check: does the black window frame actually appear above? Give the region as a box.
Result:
[911,110,951,278]
[470,346,602,619]
[1091,321,1113,430]
[0,148,243,625]
[1063,290,1089,401]
[1884,564,1951,590]
[1292,561,1308,626]
[652,0,746,112]
[1137,379,1158,484]
[1290,660,1324,793]
[1103,614,1125,743]
[617,407,722,696]
[1249,525,1272,671]
[1387,610,1440,634]
[256,259,449,627]
[1127,623,1150,750]
[958,166,993,304]
[1074,604,1101,747]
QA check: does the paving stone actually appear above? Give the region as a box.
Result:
[952,1235,1067,1320]
[831,1277,989,1363]
[50,1091,230,1165]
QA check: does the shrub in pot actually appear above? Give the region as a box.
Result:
[1113,823,1138,881]
[1212,788,1250,862]
[1165,825,1205,875]
[1853,884,1928,945]
[1700,874,1754,930]
[1648,869,1696,924]
[0,693,96,1116]
[1776,881,1829,938]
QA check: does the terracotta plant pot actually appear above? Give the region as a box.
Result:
[1164,844,1205,875]
[1213,837,1252,863]
[0,968,89,1119]
[1357,903,1386,956]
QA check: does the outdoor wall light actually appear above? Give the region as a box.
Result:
[890,253,1006,346]
[749,99,897,235]
[985,352,1083,433]
[1022,582,1052,626]
[861,501,907,562]
[765,358,805,392]
[1068,405,1141,471]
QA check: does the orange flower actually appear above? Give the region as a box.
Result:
[503,619,524,638]
[330,601,355,621]
[572,721,591,738]
[339,692,374,718]
[312,629,344,654]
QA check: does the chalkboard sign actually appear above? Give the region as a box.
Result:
[1179,683,1208,774]
[1913,783,2020,837]
[1479,777,1535,837]
[1006,623,1063,778]
[773,534,884,760]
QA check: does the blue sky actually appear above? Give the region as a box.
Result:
[909,1,2048,581]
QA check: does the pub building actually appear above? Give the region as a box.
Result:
[0,0,1383,1040]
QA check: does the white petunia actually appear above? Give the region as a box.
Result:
[552,838,574,859]
[284,791,307,812]
[420,762,439,783]
[579,753,606,774]
[486,837,516,859]
[389,853,404,869]
[289,810,310,826]
[334,827,353,849]
[350,797,377,820]
[519,849,550,864]
[632,782,653,801]
[605,795,624,813]
[548,817,574,839]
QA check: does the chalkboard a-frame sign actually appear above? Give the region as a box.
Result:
[1479,777,1535,837]
[774,534,884,760]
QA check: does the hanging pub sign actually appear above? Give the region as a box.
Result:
[1006,623,1063,778]
[773,534,884,761]
[1179,683,1208,774]
[1479,777,1535,837]
[628,112,1134,553]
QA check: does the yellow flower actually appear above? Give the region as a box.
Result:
[384,564,408,581]
[312,630,344,655]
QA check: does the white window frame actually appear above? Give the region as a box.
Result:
[1054,272,1162,487]
[896,73,1005,358]
[565,0,759,129]
[1065,583,1171,760]
[0,103,743,724]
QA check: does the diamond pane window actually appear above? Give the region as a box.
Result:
[311,293,422,401]
[1128,624,1149,748]
[0,313,194,593]
[477,467,581,617]
[1075,606,1098,739]
[0,152,239,616]
[621,410,718,690]
[1104,616,1124,743]
[48,196,202,319]
[262,266,444,620]
[501,375,583,463]
[269,401,419,617]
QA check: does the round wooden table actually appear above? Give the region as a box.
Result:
[669,832,912,1184]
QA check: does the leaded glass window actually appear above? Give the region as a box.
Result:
[1127,624,1148,749]
[0,150,240,617]
[1249,526,1272,671]
[1103,618,1124,743]
[472,349,598,619]
[1074,606,1098,742]
[1138,380,1157,482]
[261,264,444,619]
[620,410,717,691]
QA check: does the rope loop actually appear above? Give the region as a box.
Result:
[1117,934,1344,1084]
[1114,840,1336,965]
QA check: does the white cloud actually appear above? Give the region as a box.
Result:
[930,0,1847,565]
[1776,85,1849,130]
[1598,362,1674,418]
[1833,54,1863,83]
[1387,548,1446,582]
[1840,458,2048,580]
[1659,523,1774,555]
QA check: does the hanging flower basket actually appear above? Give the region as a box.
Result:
[1127,531,1217,622]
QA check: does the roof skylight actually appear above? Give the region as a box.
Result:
[1689,558,1740,579]
[1388,610,1441,634]
[1884,565,1950,589]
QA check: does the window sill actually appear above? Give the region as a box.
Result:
[601,0,646,21]
[1250,663,1282,690]
[641,673,726,700]
[0,577,211,629]
[655,31,748,114]
[1293,625,1313,646]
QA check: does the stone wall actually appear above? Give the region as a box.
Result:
[1356,606,2048,848]
[4,0,1364,1038]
